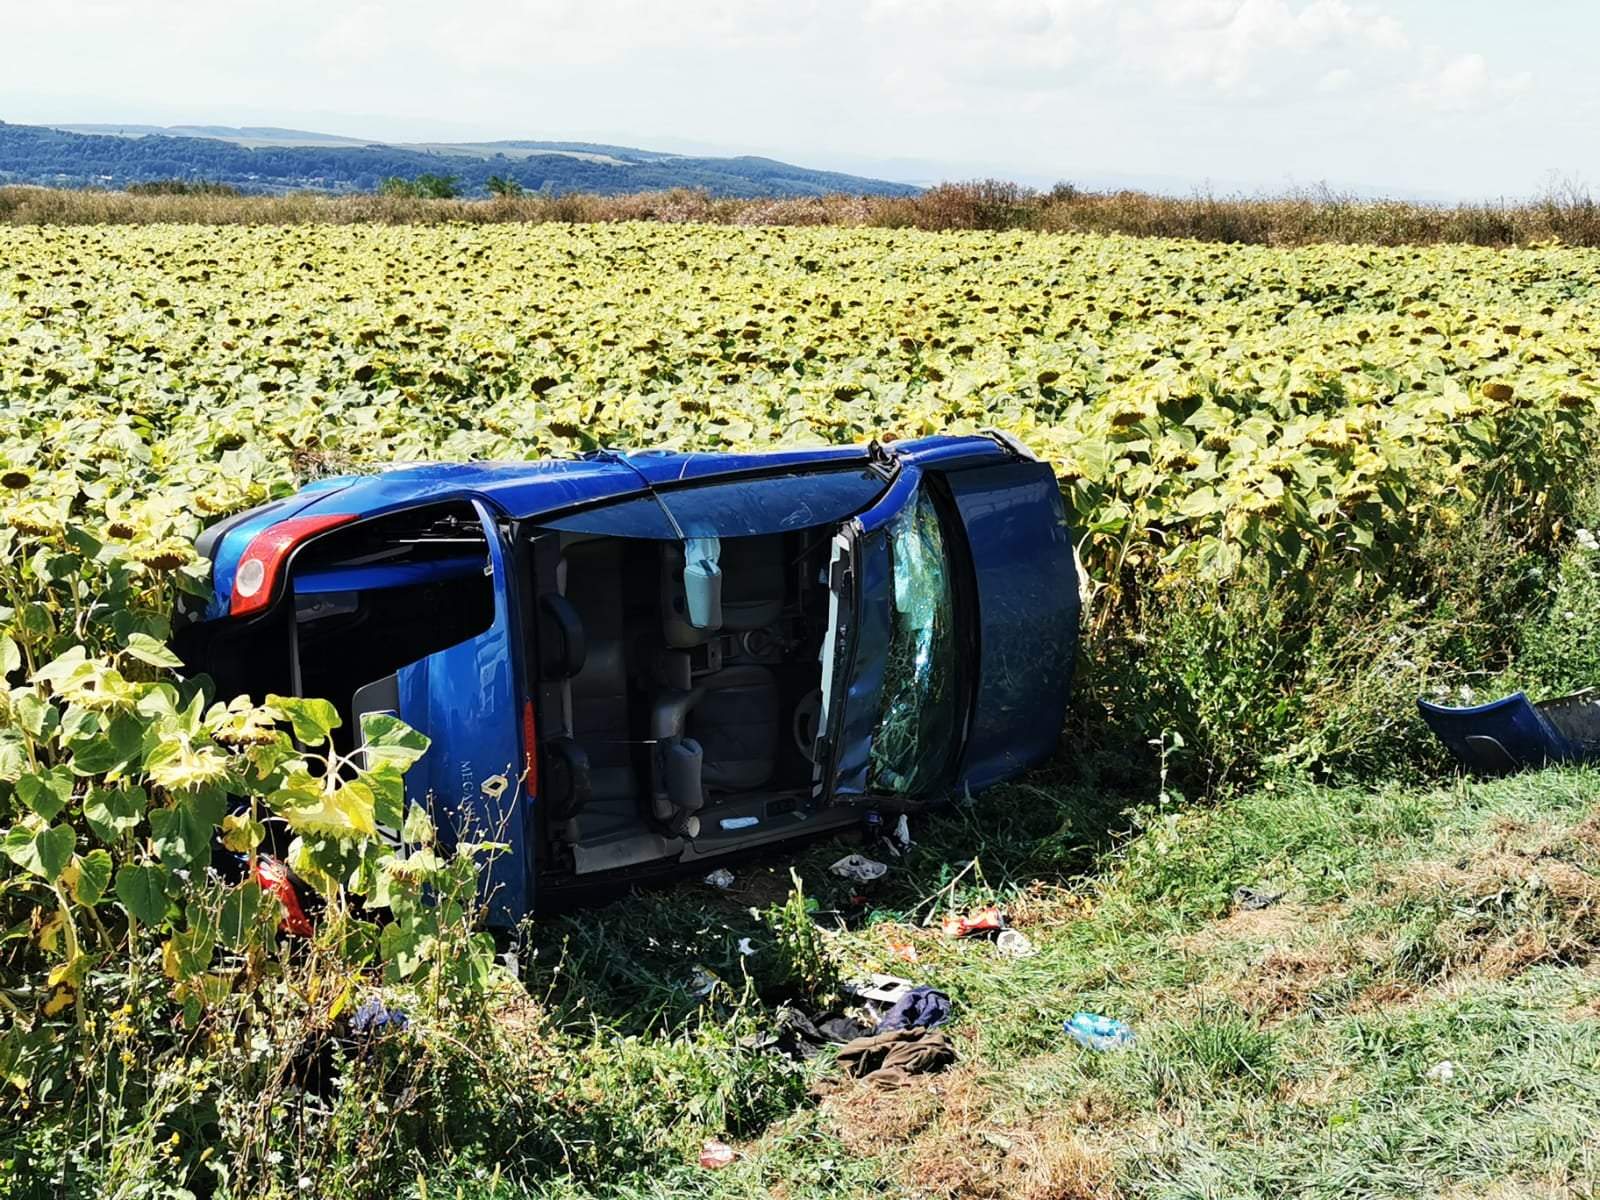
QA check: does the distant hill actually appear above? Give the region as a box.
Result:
[0,121,920,198]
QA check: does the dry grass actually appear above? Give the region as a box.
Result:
[6,179,1600,247]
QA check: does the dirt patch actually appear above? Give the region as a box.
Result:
[1380,844,1600,980]
[1175,904,1310,954]
[1007,880,1095,929]
[1228,943,1346,1020]
[900,1119,1116,1200]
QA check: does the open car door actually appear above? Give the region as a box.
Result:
[817,450,1077,806]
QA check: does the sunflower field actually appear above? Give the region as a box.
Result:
[3,220,1600,1195]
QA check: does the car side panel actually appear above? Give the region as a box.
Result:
[396,499,533,924]
[941,460,1078,791]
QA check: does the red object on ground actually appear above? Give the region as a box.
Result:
[941,906,1006,939]
[254,855,314,937]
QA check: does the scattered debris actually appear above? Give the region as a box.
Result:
[687,967,718,1000]
[254,855,313,937]
[995,929,1037,958]
[1233,886,1285,912]
[875,985,952,1034]
[893,814,915,852]
[751,1006,872,1060]
[942,906,1006,939]
[831,853,889,884]
[1426,1060,1458,1082]
[845,973,916,1005]
[736,937,756,957]
[349,998,408,1037]
[837,1028,957,1088]
[699,1138,737,1169]
[1063,1012,1135,1051]
[886,932,919,963]
[704,868,736,890]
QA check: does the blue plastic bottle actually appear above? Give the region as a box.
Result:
[1063,1012,1135,1050]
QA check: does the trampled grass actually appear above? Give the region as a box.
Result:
[408,766,1600,1200]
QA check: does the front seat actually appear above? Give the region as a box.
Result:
[651,536,786,832]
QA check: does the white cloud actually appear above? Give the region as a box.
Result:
[1409,49,1532,113]
[0,0,1580,198]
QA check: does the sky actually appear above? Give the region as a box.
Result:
[2,0,1593,200]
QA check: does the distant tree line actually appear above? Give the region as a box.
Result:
[0,121,919,199]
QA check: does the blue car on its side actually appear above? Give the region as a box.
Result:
[176,434,1080,923]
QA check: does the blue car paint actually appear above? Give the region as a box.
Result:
[395,499,533,925]
[195,434,1077,923]
[942,460,1080,790]
[1417,693,1575,775]
[292,555,485,596]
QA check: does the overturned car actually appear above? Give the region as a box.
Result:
[176,435,1079,923]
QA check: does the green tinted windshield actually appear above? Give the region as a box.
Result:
[869,489,959,795]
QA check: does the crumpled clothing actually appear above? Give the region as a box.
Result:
[350,999,408,1037]
[755,1007,872,1060]
[837,1028,957,1088]
[874,985,952,1034]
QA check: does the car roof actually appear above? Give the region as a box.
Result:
[296,444,875,522]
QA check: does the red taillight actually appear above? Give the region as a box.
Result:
[521,699,539,794]
[229,513,357,617]
[254,855,313,937]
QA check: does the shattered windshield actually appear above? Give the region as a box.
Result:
[869,488,960,795]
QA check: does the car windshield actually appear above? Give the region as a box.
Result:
[869,488,960,795]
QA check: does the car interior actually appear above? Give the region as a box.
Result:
[528,525,837,875]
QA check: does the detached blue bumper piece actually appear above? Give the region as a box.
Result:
[1418,690,1600,775]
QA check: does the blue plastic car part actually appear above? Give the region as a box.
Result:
[396,498,533,925]
[291,555,485,595]
[1416,692,1577,774]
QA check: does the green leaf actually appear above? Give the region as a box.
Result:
[358,713,431,771]
[72,849,113,906]
[266,695,341,746]
[2,822,75,881]
[0,732,24,784]
[364,764,407,830]
[0,635,19,678]
[218,880,263,948]
[15,693,59,741]
[148,791,225,870]
[115,863,170,926]
[220,810,265,853]
[84,784,147,843]
[67,711,146,777]
[16,767,73,820]
[401,803,435,847]
[123,632,183,671]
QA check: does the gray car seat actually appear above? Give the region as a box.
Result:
[563,542,638,818]
[651,536,787,830]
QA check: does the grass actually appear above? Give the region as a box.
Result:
[5,179,1600,247]
[371,761,1600,1200]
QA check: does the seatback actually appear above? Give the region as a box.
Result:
[563,541,638,804]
